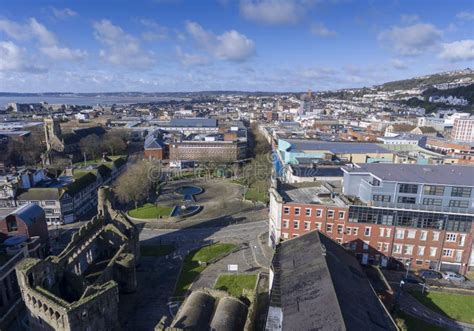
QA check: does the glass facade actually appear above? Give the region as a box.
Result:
[348,206,472,232]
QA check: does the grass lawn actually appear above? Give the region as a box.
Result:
[128,203,173,219]
[245,187,269,204]
[174,243,237,297]
[140,244,175,257]
[214,274,257,298]
[395,311,448,331]
[410,291,474,324]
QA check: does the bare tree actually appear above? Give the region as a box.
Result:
[114,160,152,209]
[102,132,127,156]
[79,134,101,160]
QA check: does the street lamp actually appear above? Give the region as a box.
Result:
[405,259,412,278]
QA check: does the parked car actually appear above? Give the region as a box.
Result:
[442,271,466,282]
[403,274,424,284]
[417,269,442,280]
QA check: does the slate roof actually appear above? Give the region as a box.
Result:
[9,203,45,227]
[284,139,392,154]
[267,231,397,331]
[345,163,474,186]
[170,118,217,128]
[16,188,62,201]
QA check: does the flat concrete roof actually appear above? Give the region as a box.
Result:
[285,139,392,154]
[345,163,474,187]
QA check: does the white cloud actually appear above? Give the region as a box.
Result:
[239,0,309,25]
[29,18,57,46]
[310,22,336,37]
[140,19,168,41]
[51,7,77,19]
[40,45,87,60]
[439,39,474,62]
[390,58,408,70]
[176,46,209,66]
[0,18,86,61]
[456,11,474,21]
[0,41,45,72]
[93,19,154,69]
[378,22,442,56]
[0,19,30,40]
[185,21,255,61]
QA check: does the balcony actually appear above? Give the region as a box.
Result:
[370,201,474,214]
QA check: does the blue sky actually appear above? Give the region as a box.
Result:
[0,0,473,92]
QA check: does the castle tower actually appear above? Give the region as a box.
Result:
[44,117,62,151]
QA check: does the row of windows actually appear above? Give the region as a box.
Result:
[283,206,345,219]
[348,207,472,232]
[392,244,463,261]
[398,183,472,198]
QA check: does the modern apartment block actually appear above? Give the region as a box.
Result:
[269,163,474,274]
[451,117,474,143]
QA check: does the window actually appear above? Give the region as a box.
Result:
[417,246,425,256]
[397,196,416,204]
[283,220,289,228]
[45,200,56,205]
[353,228,359,236]
[399,183,418,194]
[304,221,310,231]
[346,227,352,235]
[448,200,469,208]
[294,208,301,216]
[327,210,334,218]
[315,222,322,231]
[422,198,442,206]
[363,241,369,250]
[326,224,333,233]
[423,185,445,196]
[407,229,416,239]
[364,227,371,236]
[446,233,457,242]
[293,221,299,229]
[377,242,383,251]
[316,209,322,217]
[386,228,391,238]
[442,249,453,257]
[395,229,404,239]
[455,250,463,262]
[403,245,414,255]
[459,234,466,247]
[350,242,357,250]
[283,207,290,215]
[393,244,402,254]
[305,208,311,216]
[383,243,389,252]
[373,195,391,202]
[379,228,385,237]
[451,187,471,198]
[429,247,437,257]
[338,211,345,219]
[6,218,18,232]
[337,225,344,235]
[420,231,427,241]
[432,232,440,241]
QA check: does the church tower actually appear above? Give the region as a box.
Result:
[44,117,62,151]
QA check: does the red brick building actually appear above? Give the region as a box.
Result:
[269,183,473,274]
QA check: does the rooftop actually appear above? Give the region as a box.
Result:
[267,231,397,331]
[169,118,217,128]
[283,139,392,154]
[345,163,474,186]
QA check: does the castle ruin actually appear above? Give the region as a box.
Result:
[15,186,140,331]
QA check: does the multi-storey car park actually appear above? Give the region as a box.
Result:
[269,163,474,274]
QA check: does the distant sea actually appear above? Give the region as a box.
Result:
[0,95,187,107]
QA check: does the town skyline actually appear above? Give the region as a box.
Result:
[1,0,473,93]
